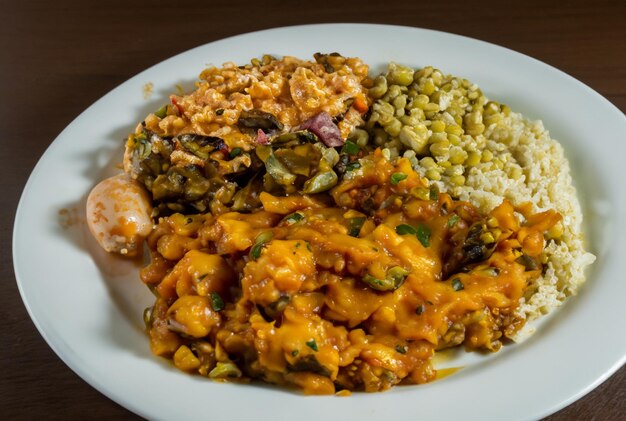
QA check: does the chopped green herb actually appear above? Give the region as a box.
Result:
[342,140,360,155]
[154,105,168,118]
[347,217,366,237]
[215,108,225,115]
[210,292,224,312]
[295,242,301,249]
[427,300,433,305]
[395,224,417,235]
[250,231,273,261]
[415,304,425,315]
[306,241,312,252]
[291,350,299,357]
[395,344,407,354]
[452,278,464,291]
[362,267,407,292]
[448,214,460,228]
[390,172,408,185]
[284,212,304,225]
[186,217,193,224]
[345,161,361,172]
[429,186,439,201]
[416,224,431,247]
[306,339,318,352]
[229,147,242,159]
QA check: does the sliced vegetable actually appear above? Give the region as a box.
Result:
[266,153,297,185]
[416,224,431,247]
[347,217,366,237]
[238,109,284,130]
[302,170,338,194]
[299,112,344,147]
[390,172,408,185]
[516,254,540,271]
[209,362,242,379]
[154,105,168,118]
[395,224,417,235]
[249,231,273,261]
[284,212,304,225]
[342,140,360,155]
[448,214,460,228]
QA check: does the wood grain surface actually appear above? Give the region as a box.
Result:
[1,1,624,419]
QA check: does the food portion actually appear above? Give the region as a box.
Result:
[123,54,369,217]
[87,54,595,394]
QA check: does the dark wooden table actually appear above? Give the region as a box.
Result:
[2,1,624,419]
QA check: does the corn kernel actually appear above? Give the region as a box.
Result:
[449,147,468,165]
[445,164,464,176]
[424,102,440,112]
[431,120,446,133]
[447,134,462,146]
[383,118,402,137]
[445,124,464,136]
[509,166,523,180]
[421,79,435,96]
[426,169,441,180]
[429,139,450,156]
[449,174,466,185]
[420,156,437,169]
[466,151,482,166]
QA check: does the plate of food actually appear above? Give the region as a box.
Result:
[13,24,625,420]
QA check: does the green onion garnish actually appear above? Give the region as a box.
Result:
[395,224,417,236]
[347,217,366,237]
[390,172,408,185]
[154,105,168,118]
[306,339,318,352]
[284,212,304,225]
[416,224,431,247]
[342,140,360,155]
[229,147,242,159]
[452,278,464,291]
[210,292,224,312]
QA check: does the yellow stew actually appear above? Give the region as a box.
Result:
[140,153,560,394]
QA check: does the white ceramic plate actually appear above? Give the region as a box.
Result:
[13,24,626,421]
